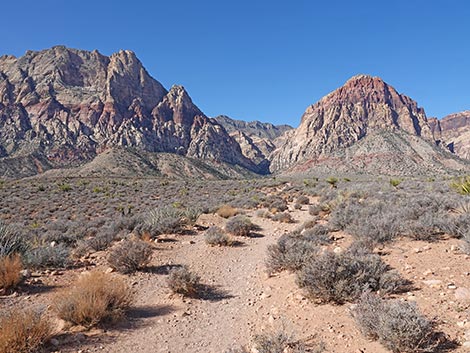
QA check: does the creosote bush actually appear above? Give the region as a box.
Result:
[204,226,233,246]
[107,239,153,273]
[167,266,201,297]
[0,254,22,293]
[225,215,259,237]
[297,250,406,304]
[0,307,53,353]
[353,293,439,353]
[54,270,133,327]
[216,205,238,218]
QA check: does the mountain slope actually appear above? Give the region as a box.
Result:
[429,111,470,160]
[214,115,292,171]
[0,46,263,177]
[270,75,469,175]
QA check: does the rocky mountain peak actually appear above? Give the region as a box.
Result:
[270,75,437,172]
[0,46,262,177]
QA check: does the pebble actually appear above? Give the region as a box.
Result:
[422,279,442,287]
[455,287,470,301]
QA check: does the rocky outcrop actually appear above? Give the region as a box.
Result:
[214,115,292,171]
[270,75,467,175]
[0,46,262,177]
[429,112,470,160]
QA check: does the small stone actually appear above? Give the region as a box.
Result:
[50,241,57,247]
[105,267,114,274]
[333,247,342,254]
[50,338,60,347]
[20,269,31,278]
[423,269,433,276]
[422,279,442,287]
[447,284,457,290]
[455,287,470,301]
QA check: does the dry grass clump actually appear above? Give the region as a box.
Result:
[296,195,310,205]
[54,270,133,327]
[297,250,406,304]
[107,239,153,273]
[225,215,260,237]
[167,266,201,297]
[225,327,324,353]
[353,293,440,353]
[216,205,238,218]
[204,226,233,246]
[271,212,295,223]
[0,254,22,293]
[0,307,53,353]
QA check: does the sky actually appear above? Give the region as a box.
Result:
[1,0,469,126]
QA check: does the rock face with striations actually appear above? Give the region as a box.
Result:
[429,111,470,160]
[0,46,262,176]
[270,75,467,175]
[214,115,292,171]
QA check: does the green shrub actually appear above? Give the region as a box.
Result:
[0,221,29,257]
[450,176,470,195]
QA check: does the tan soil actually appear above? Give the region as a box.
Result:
[2,203,470,353]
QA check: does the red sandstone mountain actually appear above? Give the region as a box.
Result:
[0,46,262,177]
[270,75,469,176]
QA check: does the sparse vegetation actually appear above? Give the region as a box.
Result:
[54,270,133,327]
[0,221,28,257]
[167,266,201,297]
[353,293,439,353]
[225,215,259,237]
[450,176,470,195]
[297,250,406,303]
[271,211,295,223]
[0,254,22,293]
[216,204,238,218]
[107,239,153,273]
[0,307,53,353]
[204,226,233,246]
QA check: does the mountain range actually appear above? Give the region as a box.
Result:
[0,46,469,178]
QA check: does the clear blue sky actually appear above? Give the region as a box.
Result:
[1,0,469,126]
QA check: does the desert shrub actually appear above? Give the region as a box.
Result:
[389,178,402,188]
[440,213,470,238]
[308,204,323,216]
[325,176,338,188]
[167,266,201,297]
[107,239,153,274]
[204,226,233,246]
[450,176,470,195]
[54,270,132,327]
[0,221,29,257]
[0,254,22,293]
[255,209,272,219]
[297,250,406,304]
[296,195,310,205]
[271,212,295,223]
[85,227,116,251]
[142,206,185,236]
[216,205,238,218]
[0,307,53,353]
[293,203,302,210]
[24,243,70,269]
[262,196,288,212]
[225,216,259,237]
[353,293,438,353]
[266,234,319,274]
[462,230,470,254]
[301,224,332,245]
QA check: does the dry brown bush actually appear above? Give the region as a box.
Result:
[0,307,53,353]
[216,205,238,218]
[107,239,153,273]
[0,254,22,293]
[54,270,133,327]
